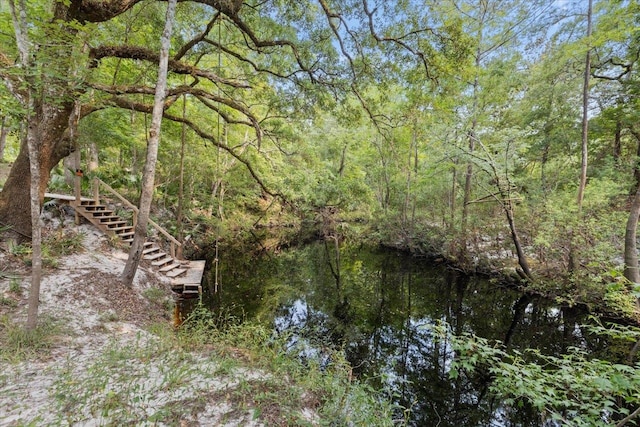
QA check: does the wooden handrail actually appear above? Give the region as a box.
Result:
[90,178,183,259]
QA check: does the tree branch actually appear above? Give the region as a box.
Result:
[220,13,319,83]
[88,82,261,138]
[89,45,250,88]
[362,0,433,79]
[70,0,242,23]
[616,406,640,427]
[202,37,307,81]
[173,13,220,61]
[106,96,281,198]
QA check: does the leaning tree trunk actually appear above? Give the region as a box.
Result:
[503,196,532,280]
[121,0,178,286]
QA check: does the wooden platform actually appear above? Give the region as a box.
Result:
[171,260,206,285]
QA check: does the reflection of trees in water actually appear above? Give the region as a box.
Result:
[216,244,591,426]
[338,255,588,426]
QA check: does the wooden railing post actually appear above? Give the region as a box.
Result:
[74,175,81,225]
[93,178,100,204]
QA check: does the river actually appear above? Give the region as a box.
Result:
[204,242,599,426]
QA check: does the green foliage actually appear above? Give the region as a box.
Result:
[8,278,21,294]
[8,230,84,268]
[4,0,640,324]
[0,295,17,308]
[174,303,402,425]
[435,321,640,426]
[44,229,85,256]
[142,287,172,312]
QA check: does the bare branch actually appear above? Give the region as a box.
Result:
[220,13,319,83]
[362,0,433,79]
[173,13,220,61]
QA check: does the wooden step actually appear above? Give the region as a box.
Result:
[158,262,182,272]
[92,211,114,217]
[83,205,108,211]
[182,284,201,295]
[152,256,174,267]
[108,225,134,233]
[144,252,167,261]
[119,231,135,239]
[142,246,159,255]
[171,260,206,285]
[98,216,122,223]
[166,268,187,278]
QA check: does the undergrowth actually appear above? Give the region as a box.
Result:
[173,303,403,426]
[436,320,640,426]
[0,314,61,363]
[9,229,85,268]
[6,304,402,426]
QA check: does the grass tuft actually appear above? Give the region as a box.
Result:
[0,314,61,363]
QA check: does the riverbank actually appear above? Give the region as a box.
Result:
[0,221,398,426]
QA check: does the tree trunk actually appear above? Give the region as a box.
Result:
[88,142,99,171]
[121,0,178,286]
[177,94,187,242]
[462,79,478,234]
[0,117,8,162]
[461,6,485,236]
[576,0,592,209]
[614,119,622,166]
[630,128,640,192]
[26,110,43,331]
[624,184,640,284]
[449,163,457,231]
[0,102,74,238]
[571,0,593,273]
[504,197,532,280]
[0,1,78,238]
[8,0,45,330]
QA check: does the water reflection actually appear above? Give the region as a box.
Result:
[210,243,589,426]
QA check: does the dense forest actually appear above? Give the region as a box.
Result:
[2,0,640,424]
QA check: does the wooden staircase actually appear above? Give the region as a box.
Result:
[46,185,206,298]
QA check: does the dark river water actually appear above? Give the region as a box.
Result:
[203,242,598,426]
